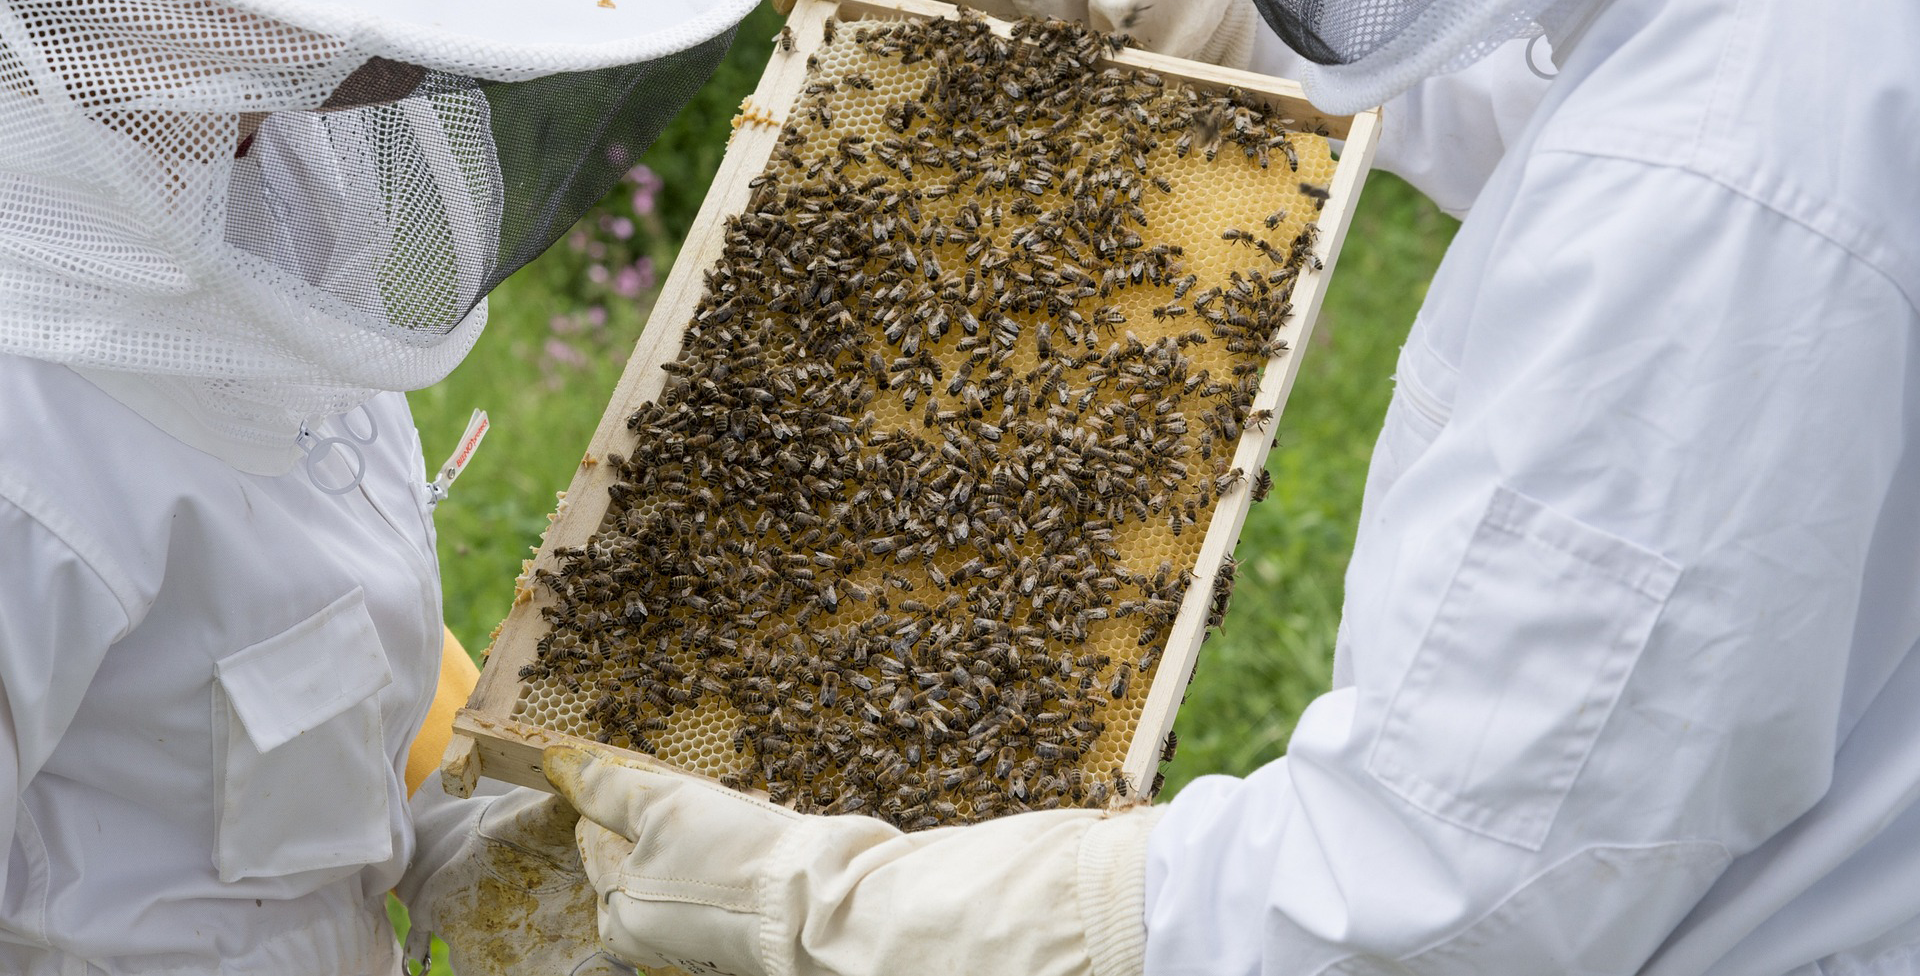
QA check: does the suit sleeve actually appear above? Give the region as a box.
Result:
[1139,158,1920,973]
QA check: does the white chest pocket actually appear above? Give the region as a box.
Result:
[1365,487,1681,850]
[212,588,394,883]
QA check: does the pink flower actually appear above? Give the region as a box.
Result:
[586,304,608,327]
[613,264,644,298]
[633,256,657,291]
[627,167,662,216]
[588,263,609,284]
[609,216,635,240]
[549,313,581,335]
[626,164,661,190]
[544,336,587,369]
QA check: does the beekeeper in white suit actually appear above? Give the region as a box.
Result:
[546,0,1920,974]
[0,0,756,972]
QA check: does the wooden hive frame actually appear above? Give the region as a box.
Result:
[443,0,1379,800]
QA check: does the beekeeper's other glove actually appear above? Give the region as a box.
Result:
[965,0,1090,23]
[1087,0,1258,68]
[544,743,1163,976]
[963,0,1256,68]
[401,773,633,976]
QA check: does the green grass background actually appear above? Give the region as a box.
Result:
[399,5,1457,969]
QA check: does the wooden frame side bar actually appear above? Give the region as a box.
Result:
[1119,106,1381,790]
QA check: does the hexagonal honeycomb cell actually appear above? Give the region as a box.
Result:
[512,12,1333,829]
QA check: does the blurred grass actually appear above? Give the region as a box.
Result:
[406,5,1455,967]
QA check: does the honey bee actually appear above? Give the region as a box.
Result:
[1251,469,1274,502]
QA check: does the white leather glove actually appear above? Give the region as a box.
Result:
[1087,0,1258,68]
[402,774,633,976]
[963,0,1258,69]
[544,743,1163,976]
[960,0,1090,25]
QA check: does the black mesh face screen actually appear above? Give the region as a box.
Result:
[223,27,736,338]
[1252,0,1434,64]
[486,28,736,288]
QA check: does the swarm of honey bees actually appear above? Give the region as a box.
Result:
[515,10,1335,830]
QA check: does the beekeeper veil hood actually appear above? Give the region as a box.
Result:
[0,0,755,473]
[1251,0,1607,113]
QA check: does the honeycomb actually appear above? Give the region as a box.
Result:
[514,11,1333,830]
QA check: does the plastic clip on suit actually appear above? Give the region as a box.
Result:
[0,0,754,971]
[548,0,1920,974]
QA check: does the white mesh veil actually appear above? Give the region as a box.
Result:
[1252,0,1572,112]
[0,0,754,470]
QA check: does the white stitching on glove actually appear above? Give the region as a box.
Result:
[1088,0,1258,68]
[956,0,1258,68]
[546,743,1164,976]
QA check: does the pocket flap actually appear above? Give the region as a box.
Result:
[215,588,392,753]
[1366,486,1681,850]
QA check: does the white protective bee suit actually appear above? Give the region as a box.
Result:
[0,0,753,971]
[548,0,1920,974]
[1150,0,1920,972]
